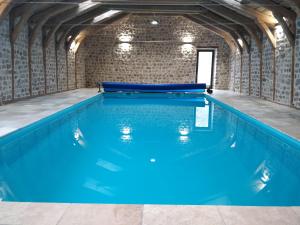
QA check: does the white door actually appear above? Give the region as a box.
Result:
[196,50,215,88]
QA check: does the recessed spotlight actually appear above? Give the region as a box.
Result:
[151,20,159,25]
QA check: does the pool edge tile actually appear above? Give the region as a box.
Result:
[142,205,226,225]
[218,206,300,225]
[57,204,143,225]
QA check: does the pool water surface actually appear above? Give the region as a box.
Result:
[0,93,299,206]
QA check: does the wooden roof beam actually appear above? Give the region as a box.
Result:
[250,0,297,21]
[28,4,77,48]
[184,14,242,53]
[56,7,107,47]
[283,0,300,15]
[192,14,250,52]
[91,0,220,5]
[42,1,102,48]
[250,0,296,46]
[274,14,295,46]
[256,19,276,48]
[66,12,127,50]
[0,0,15,22]
[209,0,276,48]
[10,2,51,43]
[101,4,206,13]
[199,0,262,51]
[211,0,277,26]
[193,9,251,51]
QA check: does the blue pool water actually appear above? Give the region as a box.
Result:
[0,93,300,206]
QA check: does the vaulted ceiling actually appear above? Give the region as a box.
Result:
[0,0,298,53]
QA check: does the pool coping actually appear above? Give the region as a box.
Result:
[205,94,300,148]
[1,89,300,225]
[0,94,100,145]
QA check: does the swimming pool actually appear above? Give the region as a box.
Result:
[0,93,299,206]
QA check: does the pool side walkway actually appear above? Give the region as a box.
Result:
[211,90,300,140]
[0,88,300,225]
[0,89,98,137]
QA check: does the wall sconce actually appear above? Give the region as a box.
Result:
[118,33,133,42]
[118,43,132,51]
[182,33,194,43]
[181,44,194,54]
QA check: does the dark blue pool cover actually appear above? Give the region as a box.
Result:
[101,82,206,93]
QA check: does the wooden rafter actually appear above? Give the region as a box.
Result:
[55,7,107,47]
[101,4,206,13]
[210,0,277,49]
[250,0,296,46]
[284,0,300,15]
[191,14,247,52]
[193,9,250,52]
[10,2,51,43]
[28,4,77,48]
[185,15,241,53]
[211,0,277,26]
[0,0,13,22]
[256,19,276,48]
[66,12,127,50]
[42,2,102,48]
[250,0,296,20]
[212,0,280,49]
[274,14,295,46]
[198,0,263,51]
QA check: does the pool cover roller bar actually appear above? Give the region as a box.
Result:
[99,82,207,93]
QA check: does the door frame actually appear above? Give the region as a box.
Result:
[195,48,216,88]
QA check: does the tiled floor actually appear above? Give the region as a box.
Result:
[1,203,300,225]
[0,88,98,137]
[0,89,300,225]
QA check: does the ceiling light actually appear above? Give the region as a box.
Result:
[237,38,243,47]
[93,10,121,23]
[78,0,99,11]
[151,20,159,25]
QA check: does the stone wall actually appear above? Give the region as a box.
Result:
[232,50,241,93]
[274,25,293,105]
[261,35,274,101]
[83,15,230,89]
[230,23,300,109]
[30,29,45,96]
[0,15,84,105]
[14,26,30,99]
[76,47,86,88]
[250,40,261,97]
[45,38,57,94]
[228,51,235,91]
[241,51,250,95]
[293,17,300,108]
[67,51,76,90]
[0,17,12,104]
[57,45,68,92]
[1,11,300,110]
